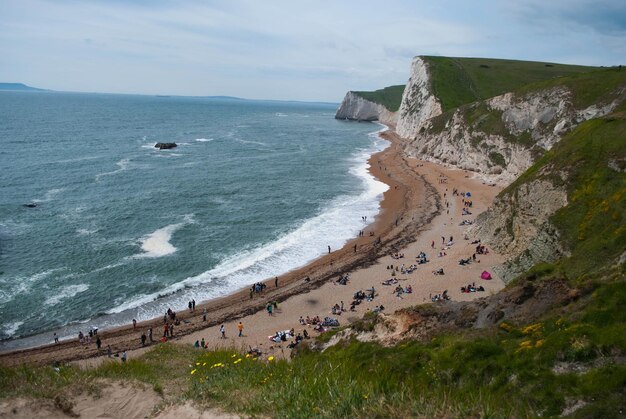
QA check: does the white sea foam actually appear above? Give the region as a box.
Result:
[195,138,214,142]
[2,321,23,337]
[33,188,65,203]
[275,112,288,117]
[55,155,102,164]
[76,228,98,236]
[0,268,65,305]
[135,214,194,258]
[236,138,268,147]
[95,158,131,181]
[44,284,89,306]
[107,126,390,319]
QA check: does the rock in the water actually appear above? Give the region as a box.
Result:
[155,142,177,150]
[23,203,37,208]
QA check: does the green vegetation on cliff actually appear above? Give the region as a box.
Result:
[423,56,598,112]
[506,112,626,280]
[353,84,405,112]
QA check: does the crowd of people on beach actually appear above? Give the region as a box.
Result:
[45,175,498,366]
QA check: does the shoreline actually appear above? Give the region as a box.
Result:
[0,124,440,365]
[0,122,391,352]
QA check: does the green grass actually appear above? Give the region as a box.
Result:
[504,114,626,279]
[185,275,625,418]
[0,344,200,411]
[353,85,405,112]
[1,277,624,418]
[424,56,598,112]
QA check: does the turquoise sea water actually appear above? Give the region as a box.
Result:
[0,91,387,349]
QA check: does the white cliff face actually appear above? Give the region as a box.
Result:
[400,87,621,185]
[396,57,443,139]
[335,92,398,125]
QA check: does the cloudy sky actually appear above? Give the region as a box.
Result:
[1,0,624,101]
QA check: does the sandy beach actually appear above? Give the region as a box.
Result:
[0,127,505,367]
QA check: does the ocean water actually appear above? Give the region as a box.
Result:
[0,91,388,349]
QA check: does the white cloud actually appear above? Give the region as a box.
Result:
[0,0,623,101]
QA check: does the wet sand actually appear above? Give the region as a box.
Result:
[0,128,505,367]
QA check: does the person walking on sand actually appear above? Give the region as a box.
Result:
[220,324,226,339]
[192,299,196,311]
[328,245,331,253]
[275,276,279,288]
[121,351,127,363]
[148,327,153,342]
[141,333,147,347]
[188,301,192,312]
[96,336,102,350]
[267,303,273,316]
[132,318,137,329]
[238,321,244,337]
[203,308,207,321]
[53,332,59,344]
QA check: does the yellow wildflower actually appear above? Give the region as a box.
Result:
[190,369,197,375]
[268,356,275,361]
[234,359,242,364]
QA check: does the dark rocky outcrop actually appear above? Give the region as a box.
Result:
[155,142,177,150]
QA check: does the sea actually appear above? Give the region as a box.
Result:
[0,91,388,350]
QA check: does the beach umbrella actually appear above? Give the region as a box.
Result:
[466,192,472,197]
[480,271,492,280]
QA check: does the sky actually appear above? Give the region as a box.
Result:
[1,0,625,102]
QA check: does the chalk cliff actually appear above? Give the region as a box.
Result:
[335,91,398,125]
[398,83,623,184]
[396,57,442,138]
[338,57,625,283]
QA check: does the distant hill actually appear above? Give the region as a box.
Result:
[0,83,47,92]
[353,85,405,112]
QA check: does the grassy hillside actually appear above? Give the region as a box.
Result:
[353,84,405,112]
[505,110,626,280]
[423,56,599,111]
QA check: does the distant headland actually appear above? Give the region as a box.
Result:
[0,83,47,92]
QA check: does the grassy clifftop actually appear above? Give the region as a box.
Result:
[353,84,405,112]
[423,56,599,111]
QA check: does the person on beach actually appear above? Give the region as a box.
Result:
[275,276,279,288]
[267,303,273,316]
[132,318,137,329]
[96,336,102,350]
[53,333,59,344]
[148,327,153,342]
[238,321,244,337]
[203,308,207,321]
[121,351,127,363]
[220,324,226,339]
[163,323,168,338]
[192,299,196,311]
[201,337,206,348]
[141,333,147,347]
[107,345,112,358]
[169,323,174,337]
[328,245,331,253]
[188,301,192,312]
